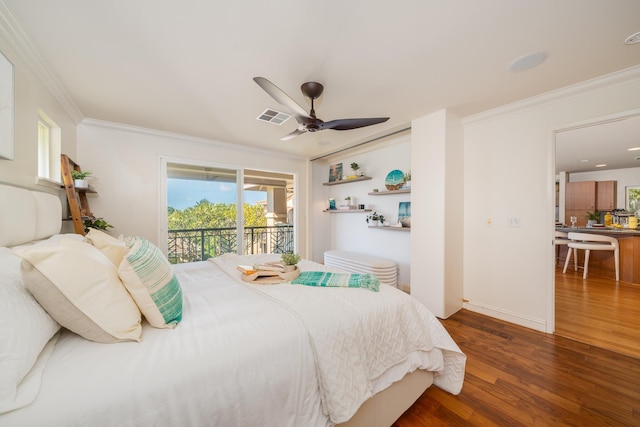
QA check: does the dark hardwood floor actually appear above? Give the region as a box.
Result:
[555,264,640,358]
[393,290,640,426]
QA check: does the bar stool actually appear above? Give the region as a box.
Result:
[554,231,569,265]
[563,232,619,281]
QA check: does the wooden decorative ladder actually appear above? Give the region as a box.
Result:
[60,154,95,235]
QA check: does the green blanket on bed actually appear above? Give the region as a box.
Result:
[291,271,380,292]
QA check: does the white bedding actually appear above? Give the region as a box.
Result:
[2,253,465,427]
[212,254,466,423]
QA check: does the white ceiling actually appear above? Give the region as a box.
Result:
[3,0,640,160]
[556,114,640,174]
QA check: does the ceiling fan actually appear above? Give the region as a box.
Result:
[253,77,389,141]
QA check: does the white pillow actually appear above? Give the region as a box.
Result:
[15,239,142,344]
[85,228,128,266]
[0,248,60,414]
[118,236,183,329]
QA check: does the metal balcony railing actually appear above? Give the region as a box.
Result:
[167,224,294,264]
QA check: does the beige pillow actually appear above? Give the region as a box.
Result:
[85,228,128,266]
[119,236,182,329]
[16,239,142,343]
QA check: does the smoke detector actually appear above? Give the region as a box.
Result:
[509,51,549,72]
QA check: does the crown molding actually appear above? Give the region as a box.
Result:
[463,65,640,125]
[0,0,83,123]
[80,118,307,161]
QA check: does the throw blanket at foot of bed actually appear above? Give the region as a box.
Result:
[211,254,466,424]
[291,271,380,291]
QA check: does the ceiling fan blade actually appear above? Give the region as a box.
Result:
[280,128,307,141]
[253,77,310,119]
[321,117,389,131]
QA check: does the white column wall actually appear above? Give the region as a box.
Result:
[410,110,464,318]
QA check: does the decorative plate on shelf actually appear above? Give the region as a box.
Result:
[385,169,405,191]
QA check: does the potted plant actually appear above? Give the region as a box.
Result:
[366,211,385,226]
[281,252,301,272]
[83,218,114,234]
[586,211,599,227]
[350,162,364,177]
[403,170,411,189]
[71,170,92,188]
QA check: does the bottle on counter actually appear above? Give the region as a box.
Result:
[604,211,613,227]
[629,216,638,230]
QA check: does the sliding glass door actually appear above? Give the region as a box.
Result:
[164,161,293,264]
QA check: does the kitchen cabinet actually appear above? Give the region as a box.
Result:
[565,180,618,226]
[565,181,596,226]
[596,180,616,211]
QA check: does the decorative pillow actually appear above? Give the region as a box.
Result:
[85,228,128,266]
[0,248,60,414]
[118,236,183,329]
[15,239,142,343]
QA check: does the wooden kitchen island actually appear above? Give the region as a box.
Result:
[557,227,640,284]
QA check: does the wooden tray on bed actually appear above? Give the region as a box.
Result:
[241,266,300,284]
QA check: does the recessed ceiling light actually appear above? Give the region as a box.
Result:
[509,51,549,72]
[579,159,589,163]
[625,31,640,45]
[595,164,607,168]
[627,147,640,151]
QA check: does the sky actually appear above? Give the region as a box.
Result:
[167,179,266,210]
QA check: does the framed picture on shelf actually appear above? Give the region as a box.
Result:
[626,185,640,214]
[398,201,411,227]
[329,163,343,182]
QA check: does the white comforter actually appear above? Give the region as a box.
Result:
[212,254,466,423]
[2,254,465,427]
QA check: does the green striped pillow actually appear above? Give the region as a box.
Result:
[118,237,182,329]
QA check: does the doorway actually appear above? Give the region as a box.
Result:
[553,111,640,357]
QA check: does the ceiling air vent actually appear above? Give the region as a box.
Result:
[256,108,291,125]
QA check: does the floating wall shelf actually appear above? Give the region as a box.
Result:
[323,209,372,213]
[323,176,372,186]
[368,226,410,232]
[368,188,411,195]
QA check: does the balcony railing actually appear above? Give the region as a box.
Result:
[167,224,294,264]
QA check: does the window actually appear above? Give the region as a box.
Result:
[37,110,61,183]
[163,161,294,264]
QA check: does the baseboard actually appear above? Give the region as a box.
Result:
[463,301,547,332]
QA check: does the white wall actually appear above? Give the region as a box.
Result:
[0,35,77,190]
[463,66,640,332]
[310,133,411,286]
[569,166,640,210]
[77,120,310,255]
[411,110,464,319]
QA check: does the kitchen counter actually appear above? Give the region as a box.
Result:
[556,226,640,284]
[556,226,640,235]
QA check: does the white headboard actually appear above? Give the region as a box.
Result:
[0,184,63,247]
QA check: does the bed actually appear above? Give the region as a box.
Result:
[0,183,465,427]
